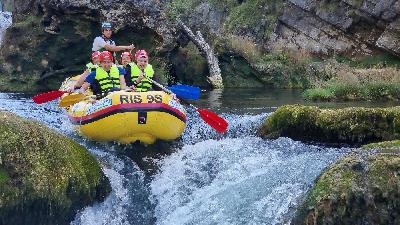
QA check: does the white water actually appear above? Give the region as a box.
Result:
[0,93,350,225]
[0,8,12,45]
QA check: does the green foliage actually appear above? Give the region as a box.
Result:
[302,88,334,101]
[167,0,199,20]
[303,81,400,101]
[255,50,314,88]
[364,140,400,148]
[336,54,400,69]
[226,0,283,37]
[0,168,9,185]
[207,0,238,10]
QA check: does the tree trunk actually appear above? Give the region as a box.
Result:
[178,20,223,89]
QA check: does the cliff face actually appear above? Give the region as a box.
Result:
[0,0,399,91]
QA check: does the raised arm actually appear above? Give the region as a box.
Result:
[104,44,135,52]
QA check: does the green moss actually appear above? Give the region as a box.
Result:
[363,140,400,149]
[260,105,400,145]
[0,111,110,224]
[368,155,400,190]
[295,153,400,224]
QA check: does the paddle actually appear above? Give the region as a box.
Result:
[167,84,201,100]
[32,90,67,104]
[142,75,228,133]
[58,93,87,107]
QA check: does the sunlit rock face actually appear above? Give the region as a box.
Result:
[1,0,400,91]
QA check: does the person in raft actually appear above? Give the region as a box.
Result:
[80,51,127,98]
[119,51,134,68]
[125,49,157,92]
[68,51,101,92]
[92,22,135,64]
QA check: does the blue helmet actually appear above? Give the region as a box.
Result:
[101,22,112,29]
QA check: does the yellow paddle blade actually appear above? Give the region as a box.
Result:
[58,93,86,107]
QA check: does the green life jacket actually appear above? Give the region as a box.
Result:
[130,63,154,92]
[95,66,121,94]
[86,62,99,71]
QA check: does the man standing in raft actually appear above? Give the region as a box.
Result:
[92,22,135,63]
[80,51,127,98]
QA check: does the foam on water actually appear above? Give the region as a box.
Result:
[1,93,350,225]
[151,137,348,225]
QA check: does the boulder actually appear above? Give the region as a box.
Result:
[259,104,400,145]
[0,111,111,225]
[292,151,400,225]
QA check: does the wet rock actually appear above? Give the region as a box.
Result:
[0,111,111,225]
[259,104,400,145]
[292,151,400,225]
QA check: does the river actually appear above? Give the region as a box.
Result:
[1,88,381,224]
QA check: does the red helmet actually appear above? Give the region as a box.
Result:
[135,49,149,60]
[100,51,113,62]
[91,51,101,60]
[121,51,133,61]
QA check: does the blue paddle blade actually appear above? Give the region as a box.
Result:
[168,85,201,100]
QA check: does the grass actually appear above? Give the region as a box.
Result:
[336,54,400,69]
[303,66,400,101]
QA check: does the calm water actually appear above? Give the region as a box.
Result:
[1,88,383,224]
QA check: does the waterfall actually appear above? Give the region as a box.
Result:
[0,6,12,45]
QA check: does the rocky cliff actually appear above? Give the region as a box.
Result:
[0,0,399,91]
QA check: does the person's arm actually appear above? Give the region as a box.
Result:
[79,72,96,93]
[74,69,91,88]
[79,82,91,94]
[119,76,127,90]
[104,44,135,52]
[118,67,127,89]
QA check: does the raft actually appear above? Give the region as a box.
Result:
[60,77,187,144]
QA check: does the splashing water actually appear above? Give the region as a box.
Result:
[151,137,348,225]
[1,93,350,225]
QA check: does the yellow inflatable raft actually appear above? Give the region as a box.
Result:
[60,77,187,144]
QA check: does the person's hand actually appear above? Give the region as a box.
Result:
[171,93,179,102]
[127,44,135,51]
[136,72,144,83]
[129,85,136,91]
[79,88,86,95]
[67,85,75,93]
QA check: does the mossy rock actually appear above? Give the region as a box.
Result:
[259,105,400,145]
[292,153,400,225]
[0,111,111,225]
